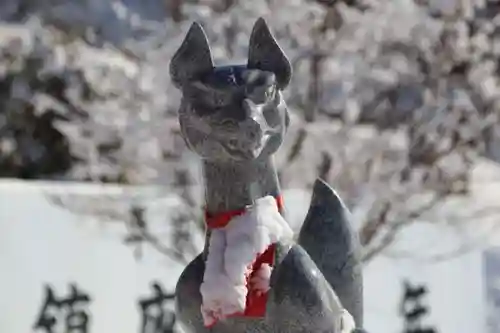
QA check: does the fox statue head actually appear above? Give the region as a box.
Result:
[170,18,291,162]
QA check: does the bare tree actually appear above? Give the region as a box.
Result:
[1,0,500,264]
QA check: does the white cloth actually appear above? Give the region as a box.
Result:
[200,196,293,327]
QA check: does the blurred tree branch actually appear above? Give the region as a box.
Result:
[2,0,499,265]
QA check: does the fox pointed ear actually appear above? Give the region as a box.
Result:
[247,18,292,90]
[170,22,214,89]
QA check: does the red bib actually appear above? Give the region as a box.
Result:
[204,196,283,321]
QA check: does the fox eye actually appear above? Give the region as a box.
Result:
[246,83,276,104]
[186,81,232,114]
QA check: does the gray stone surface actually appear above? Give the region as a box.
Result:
[170,18,366,333]
[298,179,364,326]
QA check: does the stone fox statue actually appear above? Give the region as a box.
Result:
[169,18,366,333]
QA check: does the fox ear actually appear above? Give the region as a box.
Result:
[170,22,214,88]
[247,18,292,90]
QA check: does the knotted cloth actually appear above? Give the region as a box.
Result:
[200,195,292,327]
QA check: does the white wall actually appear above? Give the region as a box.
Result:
[1,161,499,333]
[364,224,490,333]
[362,159,500,333]
[0,183,186,333]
